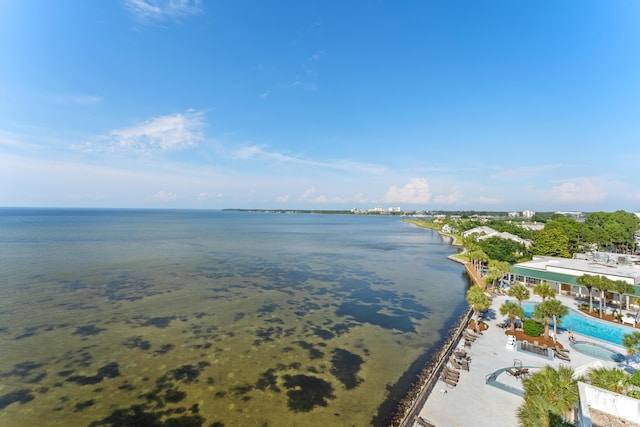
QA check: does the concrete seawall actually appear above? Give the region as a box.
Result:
[394,226,482,427]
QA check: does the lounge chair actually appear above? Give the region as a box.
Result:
[455,350,470,361]
[461,359,469,371]
[443,371,459,381]
[464,339,472,348]
[442,377,457,388]
[555,351,570,362]
[555,345,569,355]
[449,356,462,370]
[444,367,460,377]
[506,368,518,376]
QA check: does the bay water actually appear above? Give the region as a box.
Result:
[0,209,470,426]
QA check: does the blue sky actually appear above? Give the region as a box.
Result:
[1,0,639,211]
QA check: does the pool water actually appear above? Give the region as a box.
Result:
[521,302,634,346]
[571,341,625,362]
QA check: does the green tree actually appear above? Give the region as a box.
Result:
[613,280,635,311]
[533,282,556,302]
[519,365,580,426]
[484,259,512,289]
[532,302,552,341]
[622,331,640,359]
[576,274,596,313]
[468,247,488,277]
[500,301,524,332]
[508,284,531,306]
[586,367,630,395]
[591,275,616,319]
[541,299,569,343]
[466,285,490,327]
[530,226,572,258]
[477,236,527,263]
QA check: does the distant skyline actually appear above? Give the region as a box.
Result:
[1,1,639,212]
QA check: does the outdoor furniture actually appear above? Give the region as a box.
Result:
[554,350,571,362]
[449,356,462,370]
[461,359,470,371]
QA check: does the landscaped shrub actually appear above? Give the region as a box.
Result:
[522,319,543,337]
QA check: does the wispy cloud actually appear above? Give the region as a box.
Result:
[292,51,324,91]
[124,0,202,23]
[232,144,386,173]
[148,190,177,202]
[548,177,608,204]
[383,178,432,204]
[80,111,205,154]
[50,94,102,106]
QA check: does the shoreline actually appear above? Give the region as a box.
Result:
[386,223,477,426]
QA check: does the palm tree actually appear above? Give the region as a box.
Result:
[466,285,490,328]
[533,281,556,302]
[613,280,635,311]
[519,365,580,426]
[576,274,595,313]
[542,299,569,343]
[586,367,630,395]
[468,248,488,278]
[508,284,530,306]
[592,275,615,318]
[500,301,524,332]
[532,302,552,341]
[622,331,640,363]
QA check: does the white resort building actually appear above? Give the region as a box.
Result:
[510,253,640,310]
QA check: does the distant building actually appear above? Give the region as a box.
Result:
[388,206,401,213]
[508,212,520,217]
[555,211,584,217]
[462,226,532,248]
[517,222,544,231]
[522,210,535,219]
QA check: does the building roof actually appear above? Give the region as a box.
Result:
[512,255,640,288]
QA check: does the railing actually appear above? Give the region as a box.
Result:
[396,308,473,427]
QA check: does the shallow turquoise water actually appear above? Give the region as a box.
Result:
[0,209,470,427]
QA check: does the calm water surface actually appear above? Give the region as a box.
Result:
[0,209,469,427]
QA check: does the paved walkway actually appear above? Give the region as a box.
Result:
[414,293,631,427]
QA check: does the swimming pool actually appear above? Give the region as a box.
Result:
[570,341,625,362]
[521,302,634,346]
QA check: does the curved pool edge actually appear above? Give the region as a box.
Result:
[569,340,626,363]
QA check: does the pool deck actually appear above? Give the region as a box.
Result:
[414,293,637,427]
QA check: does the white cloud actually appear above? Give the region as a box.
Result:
[276,194,290,203]
[196,192,224,201]
[549,177,608,203]
[148,190,177,202]
[434,190,461,205]
[302,187,317,199]
[124,0,202,22]
[81,111,205,153]
[383,178,432,204]
[477,196,500,205]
